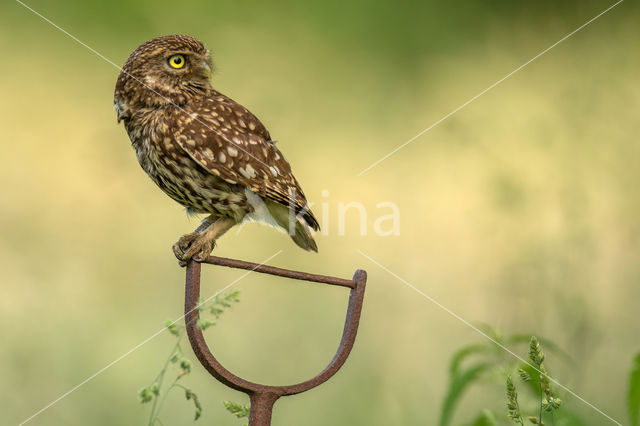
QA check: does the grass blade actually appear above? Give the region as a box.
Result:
[439,363,490,426]
[630,353,640,426]
[449,344,489,378]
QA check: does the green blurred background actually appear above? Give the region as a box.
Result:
[1,0,639,424]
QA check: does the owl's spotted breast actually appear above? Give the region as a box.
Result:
[126,107,251,221]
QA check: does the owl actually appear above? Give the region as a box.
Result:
[114,35,319,265]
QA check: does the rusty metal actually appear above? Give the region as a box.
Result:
[184,255,367,426]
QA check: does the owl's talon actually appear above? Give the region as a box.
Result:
[193,240,216,263]
[172,241,187,264]
[178,232,200,251]
[184,238,216,262]
[172,232,216,267]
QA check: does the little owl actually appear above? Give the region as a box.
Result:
[114,35,319,265]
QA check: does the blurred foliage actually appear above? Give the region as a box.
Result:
[223,400,250,425]
[444,335,640,426]
[138,290,241,425]
[630,353,640,426]
[440,329,581,426]
[1,0,639,425]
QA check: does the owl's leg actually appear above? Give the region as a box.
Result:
[172,216,236,266]
[174,216,216,253]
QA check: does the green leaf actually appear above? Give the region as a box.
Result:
[225,289,241,302]
[630,353,640,426]
[476,323,504,345]
[196,318,216,331]
[215,294,232,308]
[449,343,489,378]
[551,408,587,426]
[470,410,498,426]
[223,400,250,418]
[210,306,224,317]
[208,290,241,318]
[439,363,490,426]
[165,320,181,336]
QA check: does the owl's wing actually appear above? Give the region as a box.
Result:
[173,91,319,231]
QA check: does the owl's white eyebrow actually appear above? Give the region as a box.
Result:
[14,0,275,174]
[356,0,623,177]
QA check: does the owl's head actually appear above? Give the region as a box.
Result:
[114,35,214,121]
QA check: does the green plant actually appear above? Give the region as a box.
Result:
[439,326,581,426]
[137,290,241,425]
[506,375,523,425]
[505,336,562,425]
[443,328,640,426]
[630,352,640,426]
[224,400,250,426]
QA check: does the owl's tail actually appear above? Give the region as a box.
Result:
[265,200,318,252]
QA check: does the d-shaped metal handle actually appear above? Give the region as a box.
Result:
[184,256,367,426]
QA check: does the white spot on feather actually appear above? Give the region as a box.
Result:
[203,148,214,160]
[239,164,256,178]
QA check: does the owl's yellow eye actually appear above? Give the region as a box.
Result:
[168,54,186,69]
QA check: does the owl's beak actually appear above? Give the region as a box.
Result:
[198,60,213,80]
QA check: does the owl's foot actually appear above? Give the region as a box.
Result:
[172,217,236,267]
[172,231,216,267]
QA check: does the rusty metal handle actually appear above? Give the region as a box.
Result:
[184,255,367,426]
